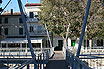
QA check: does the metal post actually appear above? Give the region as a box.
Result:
[17,0,37,69]
[38,54,39,69]
[27,64,29,69]
[80,64,82,69]
[76,0,91,57]
[43,53,44,69]
[45,24,52,48]
[40,54,42,69]
[72,54,75,69]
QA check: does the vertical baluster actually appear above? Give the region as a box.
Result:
[38,54,39,69]
[43,53,44,69]
[72,54,75,69]
[40,54,42,69]
[66,50,68,67]
[80,64,82,69]
[27,64,29,69]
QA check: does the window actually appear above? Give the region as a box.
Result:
[19,18,23,23]
[2,43,6,48]
[37,26,42,31]
[30,26,33,32]
[0,18,2,24]
[22,43,26,48]
[71,40,75,47]
[32,43,41,48]
[46,40,50,48]
[29,12,34,18]
[35,15,38,17]
[19,28,23,35]
[4,18,8,23]
[4,28,8,35]
[97,39,103,46]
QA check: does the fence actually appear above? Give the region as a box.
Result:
[0,47,54,69]
[0,48,53,58]
[6,50,50,69]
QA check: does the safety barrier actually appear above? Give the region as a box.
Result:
[11,50,50,69]
[66,49,91,69]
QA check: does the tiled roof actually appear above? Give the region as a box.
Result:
[0,12,26,16]
[25,3,41,6]
[1,12,21,16]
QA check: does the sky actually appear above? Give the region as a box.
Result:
[1,0,40,12]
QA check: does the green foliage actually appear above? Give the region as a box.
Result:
[39,0,104,39]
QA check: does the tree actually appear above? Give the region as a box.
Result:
[39,0,84,39]
[39,0,104,48]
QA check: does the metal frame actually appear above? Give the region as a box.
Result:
[17,0,37,68]
[76,0,91,57]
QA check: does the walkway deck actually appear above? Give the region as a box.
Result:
[46,51,67,69]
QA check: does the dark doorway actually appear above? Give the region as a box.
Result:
[54,40,63,51]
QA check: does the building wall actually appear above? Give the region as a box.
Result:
[53,36,63,47]
[0,16,25,36]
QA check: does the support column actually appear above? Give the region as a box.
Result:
[89,40,92,51]
[17,0,37,69]
[26,43,27,54]
[6,43,8,48]
[20,43,22,48]
[76,0,91,57]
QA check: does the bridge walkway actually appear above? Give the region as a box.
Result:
[46,51,67,69]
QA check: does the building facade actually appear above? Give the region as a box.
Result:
[0,3,52,56]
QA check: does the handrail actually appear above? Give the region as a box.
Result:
[15,58,33,69]
[75,56,91,69]
[66,49,91,69]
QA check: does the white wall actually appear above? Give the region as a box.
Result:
[25,6,41,18]
[53,37,63,47]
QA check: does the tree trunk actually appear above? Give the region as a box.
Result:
[89,39,92,52]
[62,37,67,56]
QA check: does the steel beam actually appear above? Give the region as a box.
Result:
[76,0,91,57]
[17,0,37,69]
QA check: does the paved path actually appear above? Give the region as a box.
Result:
[46,51,67,69]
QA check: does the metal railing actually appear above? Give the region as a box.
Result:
[0,47,53,58]
[65,48,91,69]
[11,50,49,69]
